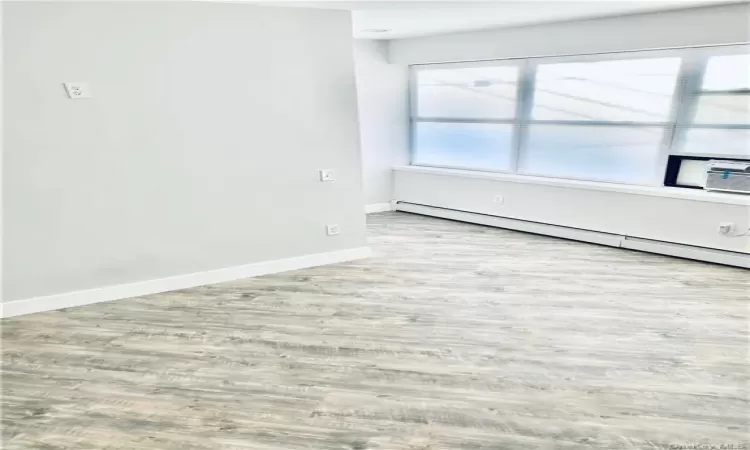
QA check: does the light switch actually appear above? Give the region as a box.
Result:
[63,82,92,99]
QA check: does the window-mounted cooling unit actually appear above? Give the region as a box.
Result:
[705,160,750,194]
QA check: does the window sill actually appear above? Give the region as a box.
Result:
[393,165,750,206]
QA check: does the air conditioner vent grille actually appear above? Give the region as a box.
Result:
[705,160,750,194]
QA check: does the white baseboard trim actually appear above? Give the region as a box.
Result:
[0,246,372,319]
[621,237,750,269]
[396,202,749,269]
[365,203,394,214]
[396,202,623,247]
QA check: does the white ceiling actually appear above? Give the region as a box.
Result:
[251,1,738,39]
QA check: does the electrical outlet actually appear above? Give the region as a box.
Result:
[493,194,504,204]
[63,82,92,99]
[319,169,335,182]
[718,222,735,235]
[326,224,341,236]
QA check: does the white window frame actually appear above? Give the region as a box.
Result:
[670,46,750,160]
[408,43,750,187]
[410,59,525,171]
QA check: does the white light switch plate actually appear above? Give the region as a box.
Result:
[326,224,341,236]
[319,169,335,182]
[63,82,92,99]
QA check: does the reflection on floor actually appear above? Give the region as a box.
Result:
[2,212,748,449]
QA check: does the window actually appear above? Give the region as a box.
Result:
[413,122,514,171]
[521,125,664,184]
[691,56,750,126]
[532,57,680,122]
[522,56,681,182]
[669,51,750,186]
[701,54,750,91]
[410,44,750,188]
[679,129,750,157]
[412,63,520,171]
[692,95,750,125]
[416,66,518,119]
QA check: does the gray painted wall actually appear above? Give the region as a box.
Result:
[353,40,409,206]
[2,1,366,302]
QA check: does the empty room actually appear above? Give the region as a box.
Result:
[2,1,749,449]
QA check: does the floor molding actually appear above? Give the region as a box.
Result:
[621,237,750,269]
[396,202,622,247]
[0,246,372,319]
[365,203,394,214]
[396,202,750,269]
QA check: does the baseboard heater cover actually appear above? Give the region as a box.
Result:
[620,237,749,268]
[395,202,623,247]
[395,202,749,269]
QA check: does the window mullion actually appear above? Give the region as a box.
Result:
[511,61,536,173]
[668,58,706,155]
[408,66,418,165]
[652,56,705,186]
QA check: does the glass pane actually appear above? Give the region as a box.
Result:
[532,58,681,122]
[680,128,750,157]
[413,122,514,171]
[416,66,518,119]
[702,54,750,91]
[692,94,750,125]
[519,125,665,184]
[675,159,708,188]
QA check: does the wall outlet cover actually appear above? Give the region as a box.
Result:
[718,222,735,234]
[326,224,341,236]
[319,169,335,182]
[63,82,92,99]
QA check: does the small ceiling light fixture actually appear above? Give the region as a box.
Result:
[363,28,391,33]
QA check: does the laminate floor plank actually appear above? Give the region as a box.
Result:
[2,212,748,449]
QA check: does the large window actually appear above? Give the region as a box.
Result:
[410,45,750,187]
[413,63,519,171]
[676,53,750,157]
[531,57,680,122]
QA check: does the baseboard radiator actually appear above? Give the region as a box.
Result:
[395,202,750,269]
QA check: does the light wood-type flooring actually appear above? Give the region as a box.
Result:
[2,212,748,449]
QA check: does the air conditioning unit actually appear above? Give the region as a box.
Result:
[705,160,750,194]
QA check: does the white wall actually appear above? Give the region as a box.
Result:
[389,3,750,64]
[2,2,366,302]
[353,39,409,207]
[385,3,750,259]
[394,167,750,255]
[0,2,5,303]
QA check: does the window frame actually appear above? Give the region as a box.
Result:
[410,59,525,171]
[670,48,750,160]
[408,43,750,187]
